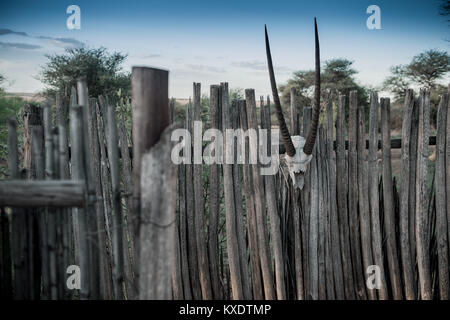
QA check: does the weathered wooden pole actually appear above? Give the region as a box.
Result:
[208,85,223,300]
[0,181,85,207]
[435,93,449,300]
[336,95,355,299]
[239,99,263,300]
[222,84,244,300]
[23,103,43,300]
[118,107,135,298]
[69,105,91,299]
[317,127,326,300]
[8,118,29,299]
[232,100,252,300]
[105,100,125,299]
[326,97,345,300]
[446,87,450,267]
[302,106,311,299]
[87,98,114,300]
[308,123,319,300]
[348,91,366,299]
[245,88,275,300]
[77,78,100,299]
[95,97,115,289]
[261,102,286,300]
[131,67,175,300]
[184,100,202,300]
[380,98,403,299]
[368,92,388,299]
[399,89,416,300]
[31,126,50,300]
[409,98,419,267]
[43,104,59,300]
[169,100,183,301]
[193,83,213,299]
[415,90,432,300]
[56,93,72,300]
[321,128,334,299]
[176,104,191,300]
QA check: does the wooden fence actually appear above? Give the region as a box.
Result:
[0,67,449,300]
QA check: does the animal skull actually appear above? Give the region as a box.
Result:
[265,18,321,190]
[284,135,312,190]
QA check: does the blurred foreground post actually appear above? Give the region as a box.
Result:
[132,67,175,299]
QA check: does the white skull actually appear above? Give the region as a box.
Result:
[284,135,313,190]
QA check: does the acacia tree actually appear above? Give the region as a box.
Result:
[383,49,449,123]
[382,66,411,102]
[383,49,449,100]
[39,47,130,101]
[405,50,449,88]
[279,58,369,107]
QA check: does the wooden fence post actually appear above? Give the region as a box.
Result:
[185,99,202,300]
[320,128,334,299]
[95,97,115,295]
[409,98,420,267]
[222,84,244,300]
[176,104,191,300]
[415,89,432,300]
[87,98,114,300]
[105,101,125,299]
[326,97,345,300]
[69,105,91,299]
[336,94,355,299]
[77,78,100,299]
[170,100,183,301]
[208,85,223,299]
[317,127,326,299]
[357,103,376,300]
[348,91,366,299]
[8,118,29,299]
[232,100,252,299]
[399,89,416,300]
[245,88,276,300]
[368,92,388,299]
[139,125,176,299]
[57,94,72,300]
[193,83,213,299]
[435,93,449,299]
[118,106,135,298]
[302,106,311,299]
[43,104,60,300]
[446,87,450,267]
[131,67,174,299]
[239,99,263,300]
[380,98,403,299]
[261,103,286,300]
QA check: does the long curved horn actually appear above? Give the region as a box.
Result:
[265,25,296,157]
[303,18,321,155]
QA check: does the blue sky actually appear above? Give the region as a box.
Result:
[0,0,448,98]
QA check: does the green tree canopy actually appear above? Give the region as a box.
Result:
[383,49,449,102]
[405,49,449,89]
[279,58,369,107]
[382,65,411,102]
[39,47,130,101]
